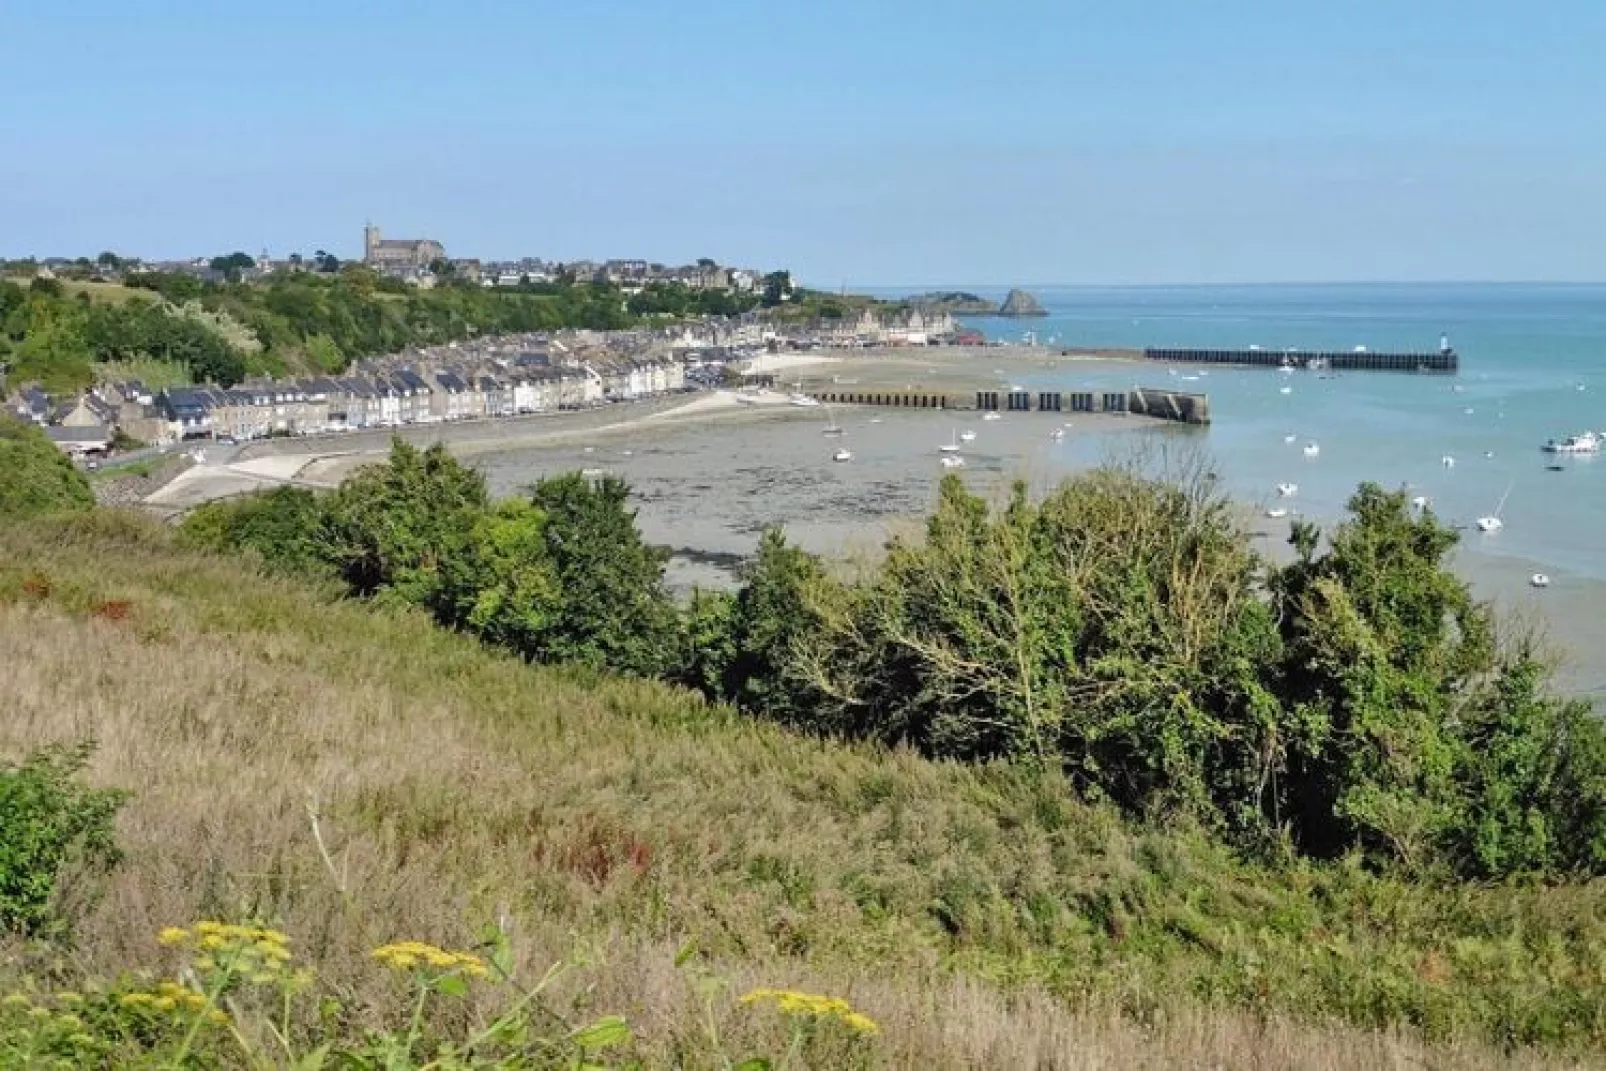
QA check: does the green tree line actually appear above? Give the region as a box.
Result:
[179,447,1606,882]
[1,267,762,397]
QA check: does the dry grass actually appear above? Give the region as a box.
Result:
[0,511,1600,1068]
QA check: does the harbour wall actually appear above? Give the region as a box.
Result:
[1144,347,1458,373]
[813,388,1209,425]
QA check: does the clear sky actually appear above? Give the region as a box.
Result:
[4,1,1602,285]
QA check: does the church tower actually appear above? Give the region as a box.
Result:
[363,223,381,263]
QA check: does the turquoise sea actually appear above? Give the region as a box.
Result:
[938,284,1606,584]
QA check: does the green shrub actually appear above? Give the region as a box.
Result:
[0,416,94,520]
[0,742,126,936]
[179,484,332,576]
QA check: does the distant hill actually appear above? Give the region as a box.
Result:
[905,288,1051,317]
[904,290,999,314]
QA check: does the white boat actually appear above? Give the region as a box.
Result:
[1302,442,1320,458]
[982,412,1002,422]
[1530,573,1551,588]
[1049,428,1065,441]
[1279,386,1292,395]
[939,455,966,469]
[821,402,845,436]
[959,430,977,443]
[788,392,821,407]
[1283,434,1297,444]
[1441,455,1456,468]
[1541,431,1600,454]
[1265,507,1289,519]
[832,448,853,462]
[1475,482,1514,533]
[939,431,962,454]
[1276,482,1298,497]
[869,417,883,424]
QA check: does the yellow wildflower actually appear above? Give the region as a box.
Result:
[55,992,83,1005]
[195,921,225,936]
[152,996,177,1013]
[157,927,191,947]
[740,987,878,1035]
[118,993,152,1008]
[372,941,486,977]
[198,934,226,951]
[1,993,31,1009]
[27,1005,51,1020]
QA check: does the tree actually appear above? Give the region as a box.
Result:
[209,252,256,284]
[95,251,124,270]
[696,258,718,269]
[761,271,793,308]
[321,440,490,617]
[0,415,95,519]
[527,473,679,677]
[719,528,833,720]
[1270,483,1606,875]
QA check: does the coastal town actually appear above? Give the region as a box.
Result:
[3,224,972,457]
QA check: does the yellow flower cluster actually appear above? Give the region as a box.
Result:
[372,941,489,977]
[159,921,293,982]
[118,980,226,1023]
[740,988,879,1035]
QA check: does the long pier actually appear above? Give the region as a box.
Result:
[812,388,1210,425]
[1145,347,1457,374]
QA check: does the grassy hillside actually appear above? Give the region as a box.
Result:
[1,512,1602,1067]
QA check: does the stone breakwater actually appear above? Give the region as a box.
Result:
[93,456,194,508]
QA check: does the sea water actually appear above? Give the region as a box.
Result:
[950,284,1606,582]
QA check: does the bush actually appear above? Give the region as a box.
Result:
[0,742,126,936]
[180,485,331,576]
[0,415,95,520]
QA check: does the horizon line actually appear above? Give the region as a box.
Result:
[831,279,1606,291]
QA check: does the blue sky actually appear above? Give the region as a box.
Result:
[4,1,1602,285]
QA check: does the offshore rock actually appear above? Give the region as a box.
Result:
[997,288,1048,317]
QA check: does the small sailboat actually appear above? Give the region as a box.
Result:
[1276,482,1298,497]
[939,431,962,454]
[821,403,845,436]
[1279,385,1292,395]
[1530,573,1551,588]
[832,448,853,462]
[959,430,977,443]
[1475,481,1514,533]
[1441,455,1456,468]
[1265,507,1289,519]
[939,455,966,469]
[1283,433,1297,444]
[1302,442,1320,458]
[1049,428,1065,442]
[982,412,1002,422]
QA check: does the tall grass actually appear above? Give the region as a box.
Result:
[0,510,1601,1067]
